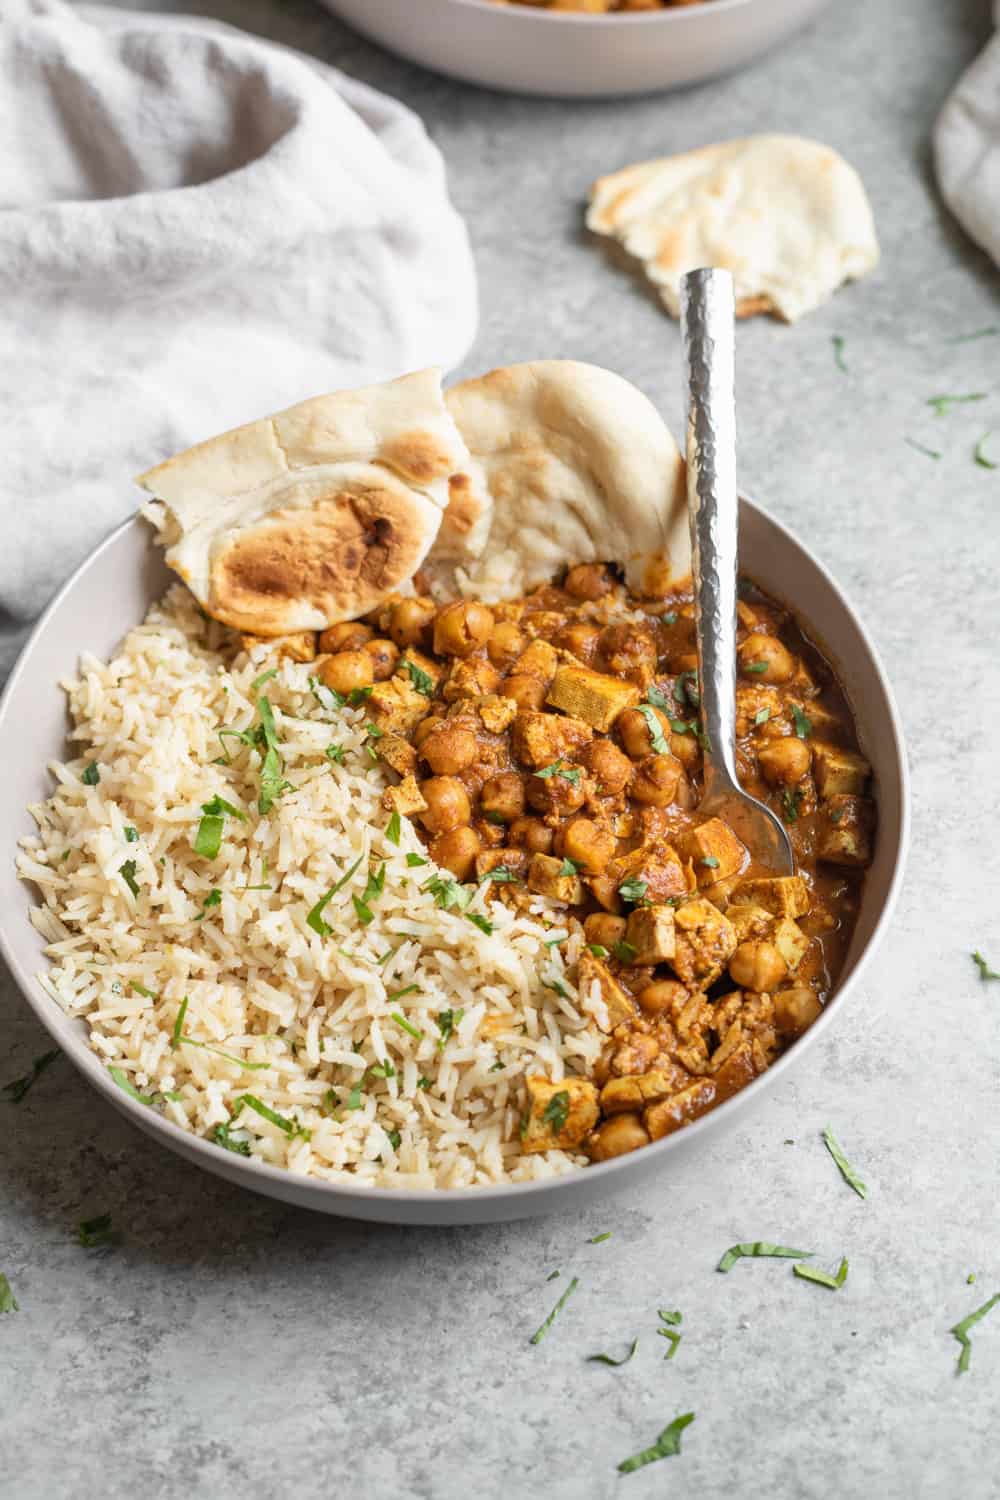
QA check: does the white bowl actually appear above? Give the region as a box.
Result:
[319,0,834,98]
[0,501,907,1225]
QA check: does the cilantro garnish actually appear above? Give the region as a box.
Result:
[170,996,189,1050]
[386,810,402,846]
[661,613,678,627]
[345,1081,364,1110]
[949,327,998,343]
[973,951,1000,982]
[637,703,669,754]
[587,944,609,958]
[77,1213,115,1249]
[250,667,278,692]
[534,759,581,785]
[479,866,521,886]
[754,707,771,726]
[952,1294,1000,1374]
[745,659,769,675]
[831,334,847,372]
[177,1037,270,1071]
[793,1258,849,1291]
[717,1243,813,1273]
[436,1008,464,1046]
[424,874,466,909]
[210,1120,252,1156]
[0,1274,18,1314]
[542,1090,570,1134]
[416,1076,433,1091]
[588,1231,612,1244]
[326,743,346,765]
[822,1125,868,1199]
[618,877,647,905]
[2,1049,60,1103]
[674,669,700,708]
[617,1412,694,1475]
[781,788,802,824]
[467,912,493,935]
[406,852,428,868]
[309,676,344,714]
[529,1274,579,1345]
[657,1306,683,1359]
[975,432,998,470]
[124,826,139,843]
[235,1094,310,1140]
[194,889,222,921]
[194,794,246,859]
[118,860,140,897]
[700,856,720,869]
[306,853,364,937]
[386,1129,402,1151]
[791,703,812,738]
[107,1065,161,1106]
[904,437,941,460]
[401,657,435,696]
[646,682,672,710]
[558,857,581,878]
[588,1338,638,1367]
[612,941,637,964]
[391,1011,423,1040]
[928,392,987,417]
[81,761,100,786]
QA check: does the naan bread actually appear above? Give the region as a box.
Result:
[430,360,688,599]
[138,368,482,634]
[588,135,879,324]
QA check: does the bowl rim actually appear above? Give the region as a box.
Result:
[443,0,755,23]
[0,497,910,1213]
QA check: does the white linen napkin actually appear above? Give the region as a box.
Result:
[934,1,1000,271]
[0,2,477,671]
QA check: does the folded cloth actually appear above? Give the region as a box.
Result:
[0,1,477,671]
[933,1,1000,270]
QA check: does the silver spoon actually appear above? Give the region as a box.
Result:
[680,266,794,876]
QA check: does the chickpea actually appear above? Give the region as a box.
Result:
[757,736,811,786]
[388,597,436,649]
[318,621,372,654]
[773,986,823,1037]
[738,632,795,685]
[588,1111,650,1161]
[580,739,633,796]
[481,771,526,824]
[419,776,471,835]
[599,623,657,686]
[618,705,672,760]
[526,772,586,818]
[729,940,788,993]
[442,658,501,701]
[637,980,689,1016]
[412,715,444,752]
[630,753,683,807]
[553,622,602,664]
[486,621,526,670]
[509,816,554,855]
[669,729,702,771]
[421,724,479,776]
[430,825,481,880]
[583,912,627,950]
[500,674,547,712]
[555,817,615,876]
[318,650,374,696]
[433,601,495,658]
[362,638,399,682]
[564,562,613,601]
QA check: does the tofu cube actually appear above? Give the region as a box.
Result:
[513,639,559,684]
[728,904,774,944]
[577,949,636,1032]
[817,795,875,867]
[376,733,417,778]
[605,844,688,908]
[545,665,640,733]
[812,742,871,799]
[735,685,784,738]
[643,1079,717,1140]
[772,917,810,972]
[624,904,676,965]
[522,1075,600,1152]
[668,898,737,989]
[683,817,748,887]
[730,876,811,919]
[241,631,316,663]
[527,852,584,906]
[369,677,433,735]
[475,847,528,881]
[511,710,593,768]
[600,1065,689,1115]
[381,774,427,818]
[475,695,518,734]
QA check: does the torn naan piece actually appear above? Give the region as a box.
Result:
[588,135,879,324]
[429,360,689,601]
[138,368,484,634]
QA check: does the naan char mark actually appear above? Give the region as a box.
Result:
[428,360,688,601]
[588,134,879,325]
[137,368,483,634]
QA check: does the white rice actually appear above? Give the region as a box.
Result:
[16,587,602,1189]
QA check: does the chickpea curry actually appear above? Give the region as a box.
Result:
[275,561,874,1166]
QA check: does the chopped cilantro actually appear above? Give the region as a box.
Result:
[479,866,521,886]
[700,856,720,869]
[821,1125,868,1199]
[401,657,435,696]
[831,334,847,372]
[467,912,494,936]
[948,327,998,343]
[81,761,100,786]
[745,659,769,675]
[544,930,570,948]
[928,392,987,417]
[345,1082,364,1110]
[973,951,1000,982]
[754,707,771,726]
[386,1129,402,1151]
[77,1214,115,1249]
[325,743,346,765]
[0,1274,18,1314]
[436,1008,465,1046]
[423,874,466,910]
[2,1049,60,1103]
[717,1242,813,1273]
[367,1061,396,1080]
[194,888,222,921]
[793,1258,849,1291]
[386,810,402,846]
[646,682,672,710]
[406,852,428,868]
[661,613,678,627]
[781,788,802,824]
[235,1094,310,1140]
[177,1037,270,1071]
[118,860,140,897]
[588,1231,612,1244]
[618,877,648,905]
[124,826,139,843]
[529,1274,579,1345]
[170,996,190,1050]
[250,667,278,692]
[791,703,812,739]
[612,941,637,964]
[587,944,609,958]
[542,1090,570,1134]
[108,1066,161,1106]
[306,853,364,937]
[129,982,158,1001]
[975,432,998,470]
[558,857,582,878]
[210,1120,252,1155]
[637,703,669,754]
[309,676,344,713]
[417,1076,433,1091]
[674,669,700,708]
[588,1338,638,1367]
[534,758,581,785]
[617,1412,694,1474]
[904,437,941,460]
[391,1011,423,1039]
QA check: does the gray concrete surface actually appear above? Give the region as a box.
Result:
[4,0,1000,1496]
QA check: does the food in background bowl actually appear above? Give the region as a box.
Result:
[491,1,713,10]
[17,364,875,1191]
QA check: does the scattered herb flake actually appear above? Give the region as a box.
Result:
[928,392,987,417]
[529,1274,580,1345]
[904,437,941,460]
[544,930,570,948]
[534,758,581,785]
[236,1094,309,1138]
[661,613,678,627]
[822,1125,868,1199]
[401,657,435,696]
[170,996,190,1051]
[658,1327,683,1360]
[250,667,278,692]
[542,1090,570,1134]
[587,944,609,958]
[424,874,466,910]
[178,1037,270,1071]
[77,1213,115,1249]
[129,982,158,1000]
[675,669,700,708]
[345,1081,364,1110]
[467,912,494,936]
[479,866,521,886]
[417,1076,433,1091]
[745,659,769,675]
[391,1011,423,1040]
[386,1129,402,1151]
[81,761,100,786]
[558,857,582,877]
[310,676,344,713]
[781,788,802,825]
[831,334,848,372]
[754,707,771,726]
[546,1270,560,1282]
[637,703,669,754]
[951,1294,1000,1373]
[0,1274,18,1313]
[588,1338,638,1367]
[210,1120,252,1155]
[700,856,720,869]
[618,877,648,905]
[119,860,140,897]
[647,682,672,710]
[793,1258,849,1291]
[436,1008,465,1046]
[588,1232,612,1244]
[194,888,222,921]
[326,743,346,765]
[406,852,428,868]
[949,326,998,343]
[124,826,139,843]
[717,1243,813,1273]
[658,1309,683,1326]
[353,894,375,927]
[791,703,812,739]
[973,951,1000,982]
[617,1412,694,1475]
[2,1049,60,1103]
[975,432,998,470]
[306,853,365,937]
[386,810,402,846]
[612,940,637,964]
[108,1066,160,1106]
